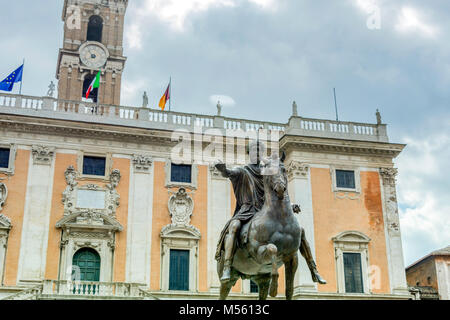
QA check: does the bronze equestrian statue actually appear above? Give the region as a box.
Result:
[215,141,326,300]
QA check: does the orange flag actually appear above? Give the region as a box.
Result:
[158,82,170,110]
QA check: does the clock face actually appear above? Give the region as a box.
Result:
[80,44,108,69]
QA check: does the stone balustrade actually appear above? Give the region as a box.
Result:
[0,92,388,142]
[42,280,144,298]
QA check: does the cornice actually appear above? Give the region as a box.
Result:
[0,114,406,159]
[0,115,177,147]
[280,134,405,158]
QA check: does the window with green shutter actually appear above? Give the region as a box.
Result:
[169,249,189,291]
[72,248,101,282]
[343,252,364,293]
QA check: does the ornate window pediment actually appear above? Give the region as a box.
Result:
[55,211,123,232]
[332,231,371,245]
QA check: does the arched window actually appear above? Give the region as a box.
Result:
[72,248,101,282]
[87,15,103,42]
[82,74,98,103]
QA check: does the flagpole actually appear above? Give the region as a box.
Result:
[96,70,100,114]
[169,76,172,112]
[333,87,339,122]
[19,58,24,95]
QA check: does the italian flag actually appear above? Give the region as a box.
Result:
[86,71,101,99]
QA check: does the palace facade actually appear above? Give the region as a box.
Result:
[0,0,411,300]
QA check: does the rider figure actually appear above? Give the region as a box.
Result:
[215,140,326,284]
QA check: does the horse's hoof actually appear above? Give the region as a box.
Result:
[313,272,327,284]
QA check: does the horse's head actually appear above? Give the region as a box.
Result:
[261,151,287,200]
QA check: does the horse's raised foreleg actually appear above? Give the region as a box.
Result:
[284,253,298,300]
[257,243,279,297]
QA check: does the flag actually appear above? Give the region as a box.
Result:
[0,64,24,92]
[86,71,101,99]
[158,82,170,110]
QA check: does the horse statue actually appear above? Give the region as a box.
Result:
[217,152,302,300]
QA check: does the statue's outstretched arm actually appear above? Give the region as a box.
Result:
[215,160,241,178]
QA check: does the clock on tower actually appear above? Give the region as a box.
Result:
[56,0,128,105]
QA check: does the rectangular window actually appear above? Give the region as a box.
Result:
[0,148,10,169]
[82,156,106,176]
[250,280,259,293]
[171,164,192,183]
[336,170,355,189]
[343,252,364,293]
[169,249,189,291]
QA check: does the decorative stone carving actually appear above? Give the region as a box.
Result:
[0,182,7,213]
[161,187,200,236]
[31,145,55,165]
[168,188,194,227]
[62,166,78,216]
[0,213,11,230]
[286,161,309,180]
[62,166,121,218]
[132,154,153,173]
[106,169,121,217]
[380,167,398,187]
[0,212,11,282]
[334,192,361,201]
[380,167,401,235]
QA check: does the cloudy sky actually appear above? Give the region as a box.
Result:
[0,0,448,267]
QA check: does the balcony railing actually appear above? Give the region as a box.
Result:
[42,280,153,299]
[0,92,388,142]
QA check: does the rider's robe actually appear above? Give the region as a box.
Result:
[215,163,265,261]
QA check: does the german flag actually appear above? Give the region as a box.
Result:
[158,82,170,110]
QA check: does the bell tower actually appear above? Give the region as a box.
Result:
[56,0,128,105]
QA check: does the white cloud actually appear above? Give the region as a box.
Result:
[138,0,237,31]
[248,0,276,10]
[126,23,143,50]
[354,0,380,14]
[209,94,236,107]
[121,79,148,106]
[397,133,450,265]
[126,0,276,47]
[395,7,437,37]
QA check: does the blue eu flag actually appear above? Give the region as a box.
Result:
[0,64,24,92]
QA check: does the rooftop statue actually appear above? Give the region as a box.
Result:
[217,100,222,116]
[214,141,326,300]
[292,101,298,116]
[142,91,149,108]
[47,81,55,97]
[376,109,382,125]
